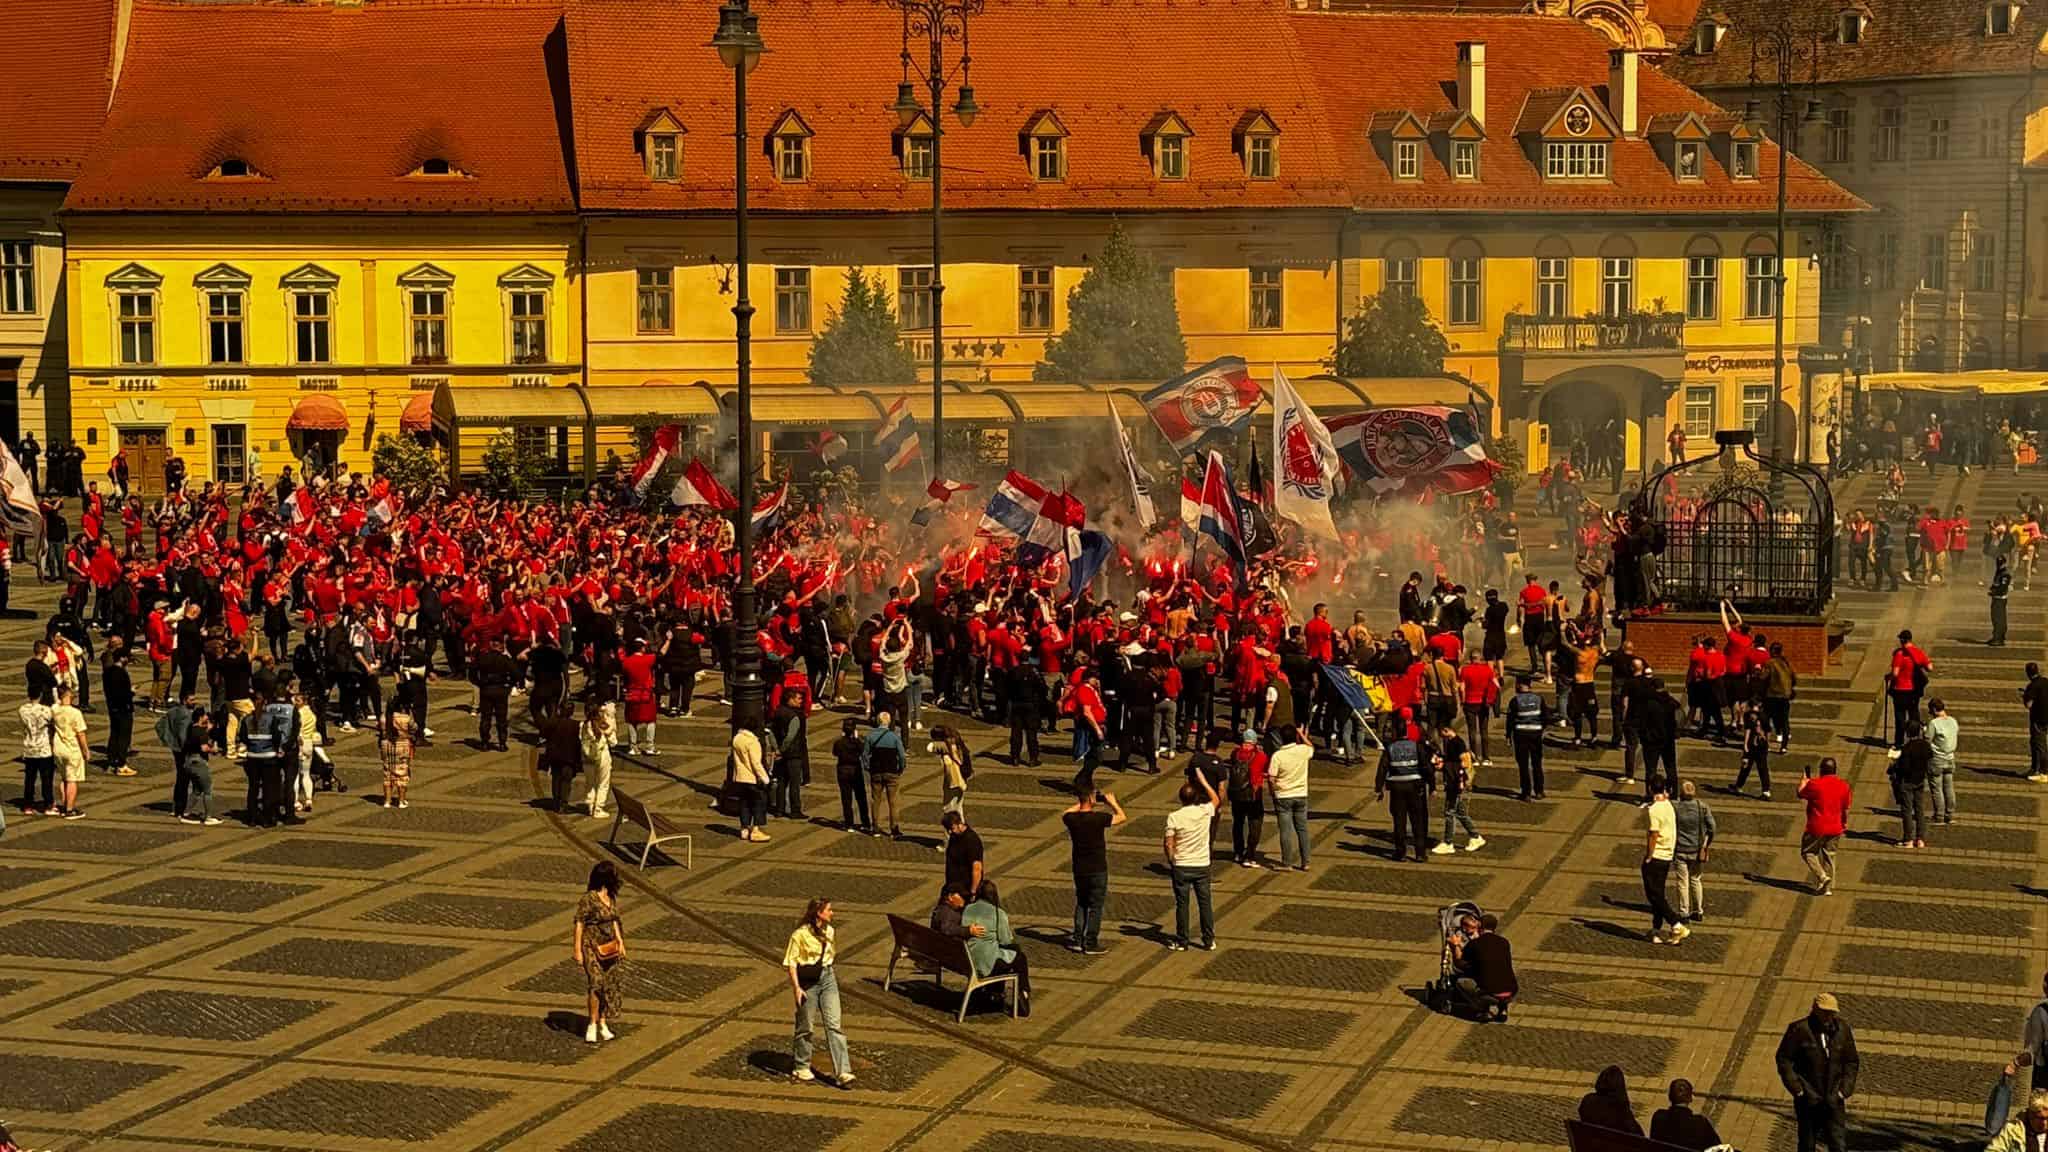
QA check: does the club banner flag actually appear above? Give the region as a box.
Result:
[629,425,681,500]
[1108,397,1158,527]
[0,441,40,539]
[671,458,739,511]
[877,396,921,474]
[979,470,1085,570]
[1143,356,1263,456]
[751,481,791,533]
[1179,478,1201,528]
[911,477,976,527]
[1324,406,1501,496]
[1321,663,1392,716]
[1270,365,1341,539]
[1066,528,1113,602]
[287,486,317,527]
[814,428,847,465]
[1194,450,1252,588]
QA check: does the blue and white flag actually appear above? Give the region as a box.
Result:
[877,396,921,474]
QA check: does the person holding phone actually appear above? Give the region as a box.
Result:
[783,897,852,1087]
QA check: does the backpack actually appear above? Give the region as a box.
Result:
[1227,754,1257,803]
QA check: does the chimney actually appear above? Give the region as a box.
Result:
[1457,42,1487,129]
[1608,47,1639,137]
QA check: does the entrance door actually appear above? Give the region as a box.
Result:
[121,427,168,499]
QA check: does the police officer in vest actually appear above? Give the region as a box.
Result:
[1374,723,1434,863]
[1506,675,1553,801]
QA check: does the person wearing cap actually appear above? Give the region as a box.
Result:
[1225,729,1268,867]
[1776,992,1859,1152]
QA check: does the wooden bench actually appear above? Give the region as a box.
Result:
[608,787,692,871]
[882,912,1019,1022]
[1565,1119,1699,1152]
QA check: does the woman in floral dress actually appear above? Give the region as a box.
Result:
[378,697,414,809]
[573,861,625,1044]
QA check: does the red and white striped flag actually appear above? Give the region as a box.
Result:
[629,425,681,500]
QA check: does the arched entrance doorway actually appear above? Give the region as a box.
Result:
[1539,379,1627,481]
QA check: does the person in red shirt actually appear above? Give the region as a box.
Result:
[619,637,659,754]
[1428,628,1463,665]
[1796,756,1852,896]
[1230,634,1265,732]
[1226,729,1269,866]
[1458,658,1501,766]
[1949,504,1974,584]
[1887,629,1932,749]
[1921,507,1954,585]
[1304,603,1335,664]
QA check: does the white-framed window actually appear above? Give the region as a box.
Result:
[1732,140,1759,179]
[1744,252,1779,318]
[1839,10,1864,42]
[509,289,547,362]
[1018,265,1053,332]
[1927,115,1951,160]
[1875,103,1903,161]
[212,423,247,485]
[1447,248,1481,326]
[293,291,332,365]
[1988,1,2017,34]
[898,266,934,331]
[117,291,156,366]
[1971,231,1999,292]
[647,133,680,181]
[774,133,810,182]
[206,290,245,365]
[1452,140,1478,180]
[1741,383,1771,431]
[1536,256,1570,318]
[409,289,448,364]
[1384,254,1417,298]
[1601,257,1635,316]
[1694,22,1722,52]
[1544,141,1608,179]
[1157,134,1187,180]
[0,240,31,314]
[636,268,673,334]
[1249,266,1283,330]
[1686,254,1719,321]
[773,267,811,334]
[1394,139,1421,180]
[903,133,934,181]
[1684,385,1717,436]
[1032,134,1065,181]
[1676,140,1704,180]
[1245,134,1277,180]
[1923,232,1949,290]
[1825,107,1853,163]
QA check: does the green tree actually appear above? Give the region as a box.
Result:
[479,431,543,500]
[1330,289,1451,377]
[371,433,444,497]
[807,267,918,387]
[1034,221,1187,382]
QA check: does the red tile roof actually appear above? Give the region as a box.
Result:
[1666,0,2041,89]
[0,0,118,182]
[65,0,574,214]
[569,0,1858,217]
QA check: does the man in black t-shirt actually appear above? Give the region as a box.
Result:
[2024,662,2048,781]
[1061,783,1126,954]
[1433,722,1483,853]
[941,811,984,896]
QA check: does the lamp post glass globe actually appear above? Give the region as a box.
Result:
[711,1,765,72]
[952,84,979,127]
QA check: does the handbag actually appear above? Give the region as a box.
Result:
[595,935,623,962]
[795,962,823,989]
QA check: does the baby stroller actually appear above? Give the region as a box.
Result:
[310,743,346,794]
[1426,900,1484,1014]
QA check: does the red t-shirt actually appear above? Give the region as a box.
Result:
[1304,617,1335,663]
[1517,583,1547,620]
[1889,644,1930,691]
[1458,662,1499,707]
[1799,774,1852,837]
[1428,631,1464,664]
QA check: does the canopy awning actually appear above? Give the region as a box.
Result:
[399,391,434,433]
[287,393,348,432]
[1864,371,2048,397]
[735,389,886,426]
[1347,374,1489,409]
[1262,374,1371,412]
[585,381,723,423]
[431,382,590,430]
[857,388,1017,424]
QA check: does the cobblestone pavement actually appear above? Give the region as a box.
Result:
[3,470,2045,1152]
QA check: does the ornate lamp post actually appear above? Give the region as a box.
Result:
[891,0,982,476]
[1745,20,1825,463]
[712,0,768,733]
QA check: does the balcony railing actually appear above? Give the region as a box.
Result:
[1502,311,1686,354]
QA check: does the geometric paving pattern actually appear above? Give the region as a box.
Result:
[0,917,188,962]
[61,988,331,1042]
[210,1076,511,1141]
[0,1052,176,1112]
[91,875,318,914]
[224,936,464,982]
[562,1104,858,1152]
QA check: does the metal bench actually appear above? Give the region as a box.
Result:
[882,912,1018,1022]
[608,787,692,870]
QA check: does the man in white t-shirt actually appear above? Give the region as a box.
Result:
[1266,726,1314,870]
[1163,767,1221,951]
[1643,784,1688,944]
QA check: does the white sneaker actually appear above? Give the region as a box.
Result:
[793,1065,816,1082]
[1481,758,1493,767]
[422,727,436,738]
[1670,923,1691,943]
[750,829,772,842]
[584,1023,599,1044]
[590,809,608,820]
[1464,836,1486,852]
[644,746,659,755]
[837,1072,856,1088]
[599,1022,616,1041]
[1430,842,1456,855]
[203,817,224,826]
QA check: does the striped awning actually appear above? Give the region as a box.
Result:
[287,393,348,432]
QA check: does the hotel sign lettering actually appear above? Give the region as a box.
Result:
[1685,355,1782,373]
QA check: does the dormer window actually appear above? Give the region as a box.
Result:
[1022,110,1068,182]
[895,111,935,181]
[1677,140,1704,180]
[1732,139,1759,179]
[1545,141,1609,178]
[1694,20,1723,53]
[1142,112,1193,181]
[1453,140,1479,180]
[638,109,686,182]
[1838,8,1865,43]
[208,158,259,180]
[1235,111,1280,181]
[768,111,813,183]
[405,158,469,179]
[1988,1,2017,34]
[1393,140,1421,180]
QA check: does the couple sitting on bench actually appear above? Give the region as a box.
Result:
[927,879,1033,1018]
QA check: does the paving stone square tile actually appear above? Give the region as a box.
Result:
[208,1074,511,1142]
[1449,1023,1675,1074]
[0,864,69,892]
[1870,821,2040,855]
[61,988,331,1043]
[562,1102,857,1152]
[468,851,598,887]
[225,934,466,982]
[1536,919,1733,964]
[1835,993,2026,1039]
[1847,898,2021,937]
[1576,879,1757,920]
[1253,902,1438,942]
[354,891,559,932]
[1044,1058,1287,1121]
[1711,811,1799,840]
[728,865,922,906]
[0,917,188,962]
[0,1051,175,1114]
[1394,1084,1577,1142]
[511,957,736,1003]
[698,1029,955,1092]
[962,1134,1184,1152]
[814,832,954,863]
[1312,863,1486,901]
[1859,857,2033,893]
[1003,883,1170,926]
[903,800,1049,831]
[373,1008,598,1066]
[1195,946,1402,993]
[338,804,527,837]
[1858,1051,2000,1104]
[1603,842,1779,876]
[228,836,432,873]
[1513,969,1709,1015]
[91,875,317,915]
[1122,997,1354,1050]
[1834,942,2025,986]
[962,772,1070,797]
[11,823,191,856]
[448,773,544,800]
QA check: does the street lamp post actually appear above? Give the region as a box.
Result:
[892,0,982,478]
[712,0,768,735]
[1746,21,1824,463]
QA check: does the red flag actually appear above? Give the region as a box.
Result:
[671,458,737,511]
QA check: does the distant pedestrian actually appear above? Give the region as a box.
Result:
[1224,729,1267,867]
[1062,783,1125,954]
[1578,1064,1643,1137]
[378,699,416,811]
[1433,718,1485,854]
[1506,674,1550,799]
[1642,783,1688,944]
[831,718,871,833]
[1762,642,1797,752]
[1671,780,1716,923]
[1375,720,1432,863]
[2025,663,2048,783]
[1798,757,1852,896]
[1734,705,1772,799]
[1776,992,1858,1152]
[1650,1079,1722,1151]
[572,861,625,1045]
[1992,555,2014,646]
[783,897,853,1088]
[50,685,89,819]
[581,697,615,820]
[1886,630,1931,752]
[1266,724,1313,869]
[731,722,770,841]
[1162,768,1220,951]
[1890,721,1931,849]
[1927,698,1959,824]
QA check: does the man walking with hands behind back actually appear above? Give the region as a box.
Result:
[1777,992,1859,1152]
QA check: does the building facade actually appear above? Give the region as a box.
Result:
[1668,0,2037,375]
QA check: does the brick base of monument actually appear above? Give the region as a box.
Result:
[1621,609,1843,677]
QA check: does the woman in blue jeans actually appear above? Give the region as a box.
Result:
[782,898,853,1088]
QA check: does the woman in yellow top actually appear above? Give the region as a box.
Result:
[782,897,853,1088]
